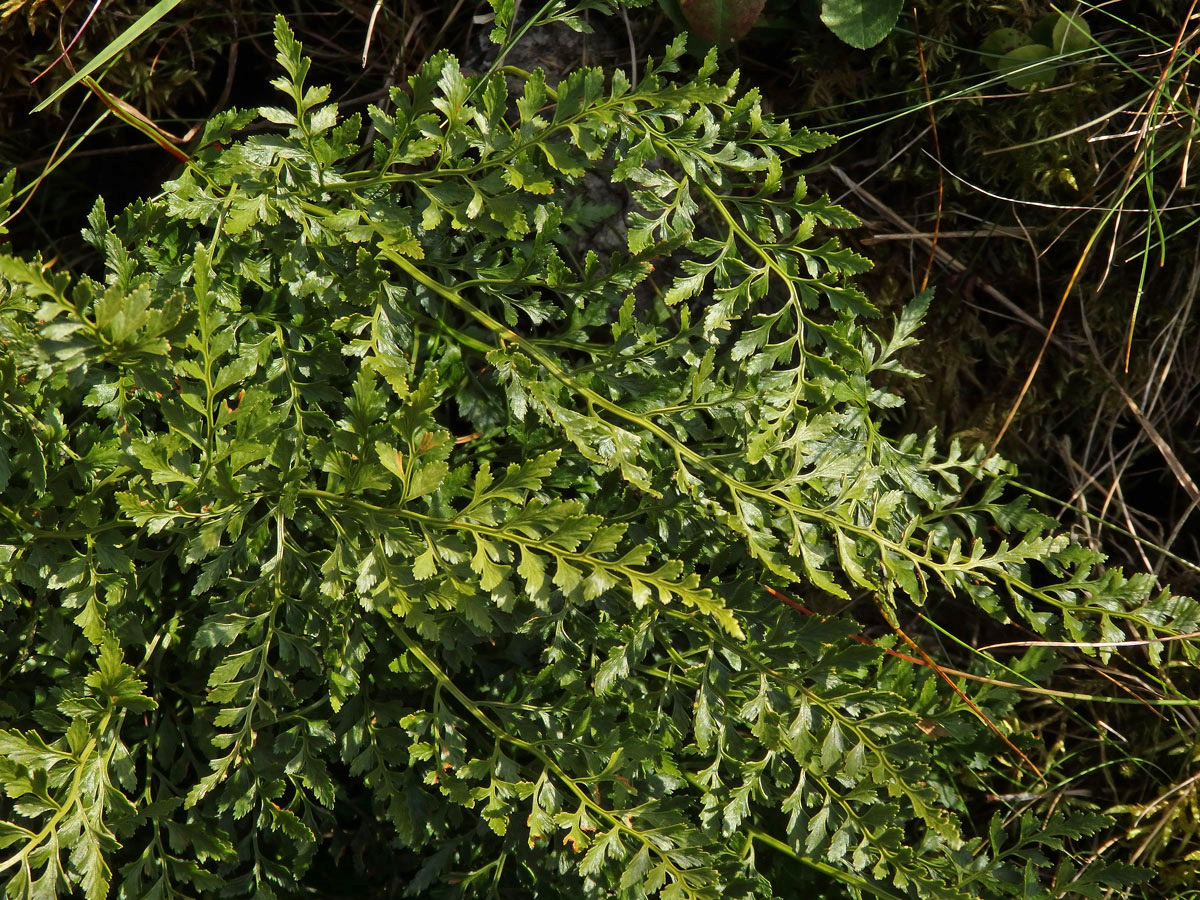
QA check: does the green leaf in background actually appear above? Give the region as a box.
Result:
[980,27,1032,70]
[1052,12,1092,55]
[680,0,766,45]
[1000,43,1055,90]
[819,0,903,49]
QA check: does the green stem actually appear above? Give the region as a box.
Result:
[746,829,911,900]
[383,616,690,881]
[298,487,689,600]
[379,249,934,575]
[0,711,112,876]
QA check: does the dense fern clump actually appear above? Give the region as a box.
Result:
[0,9,1195,899]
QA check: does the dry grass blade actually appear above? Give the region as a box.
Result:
[829,165,1049,336]
[362,0,385,67]
[986,231,1094,459]
[30,0,104,84]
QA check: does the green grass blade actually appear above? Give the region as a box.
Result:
[31,0,187,114]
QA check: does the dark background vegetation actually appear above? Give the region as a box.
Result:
[3,0,1199,893]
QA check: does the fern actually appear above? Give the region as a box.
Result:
[0,8,1189,898]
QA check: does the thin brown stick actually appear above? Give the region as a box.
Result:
[764,586,1188,716]
[889,619,1046,781]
